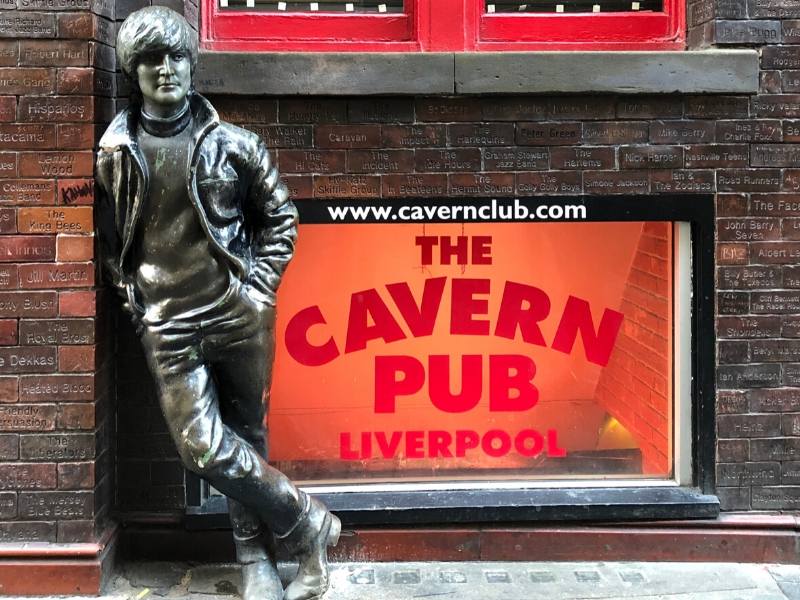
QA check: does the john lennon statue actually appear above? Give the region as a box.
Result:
[96,7,339,600]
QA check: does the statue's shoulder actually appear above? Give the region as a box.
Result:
[98,107,135,153]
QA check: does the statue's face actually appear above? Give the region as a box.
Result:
[136,49,191,112]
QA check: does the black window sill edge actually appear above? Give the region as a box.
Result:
[195,50,758,96]
[185,486,720,529]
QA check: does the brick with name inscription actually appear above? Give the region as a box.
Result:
[753,388,800,412]
[19,490,92,519]
[481,98,548,121]
[720,413,781,438]
[752,291,800,312]
[782,461,800,484]
[280,99,347,124]
[448,123,514,147]
[0,462,55,490]
[717,390,749,413]
[0,153,17,178]
[751,242,800,263]
[0,42,18,68]
[205,96,277,124]
[650,120,714,143]
[651,170,715,193]
[0,492,15,519]
[19,319,93,346]
[752,144,800,168]
[686,96,750,119]
[0,404,55,431]
[448,173,514,197]
[382,174,447,198]
[516,171,581,196]
[0,210,14,238]
[0,521,55,542]
[751,0,800,18]
[0,96,14,123]
[754,95,800,118]
[18,96,93,123]
[313,175,380,199]
[718,316,781,338]
[483,147,548,171]
[718,218,780,242]
[416,98,481,122]
[56,124,92,151]
[548,97,615,120]
[750,194,800,216]
[0,292,56,317]
[278,150,345,175]
[56,68,93,95]
[717,439,749,461]
[718,363,782,389]
[717,291,749,315]
[717,243,748,265]
[717,462,780,486]
[685,144,747,168]
[0,237,54,263]
[0,12,56,38]
[616,97,683,119]
[785,20,800,43]
[348,99,413,123]
[551,147,614,170]
[0,346,55,373]
[244,125,311,149]
[753,439,800,463]
[17,207,92,235]
[20,40,87,67]
[716,20,781,44]
[517,122,581,146]
[283,175,312,200]
[718,120,781,143]
[716,0,747,17]
[381,124,445,148]
[719,266,782,290]
[717,193,748,217]
[0,68,54,96]
[57,13,112,44]
[0,124,55,150]
[346,150,413,174]
[751,339,800,361]
[619,145,683,169]
[18,152,93,178]
[718,169,782,192]
[689,0,714,26]
[20,432,94,461]
[582,121,648,144]
[783,317,800,337]
[415,149,481,172]
[19,373,93,402]
[583,171,649,194]
[783,414,800,436]
[316,125,380,149]
[0,179,54,205]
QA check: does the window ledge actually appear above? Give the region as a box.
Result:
[196,49,758,96]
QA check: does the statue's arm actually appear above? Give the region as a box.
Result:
[95,150,131,305]
[244,140,299,306]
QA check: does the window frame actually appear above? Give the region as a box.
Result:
[201,0,685,52]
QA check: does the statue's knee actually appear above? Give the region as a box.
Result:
[177,426,220,476]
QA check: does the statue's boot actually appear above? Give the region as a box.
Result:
[235,535,283,600]
[278,497,341,600]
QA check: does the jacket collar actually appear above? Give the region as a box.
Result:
[98,91,219,152]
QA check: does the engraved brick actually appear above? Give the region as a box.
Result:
[750,194,800,216]
[381,124,445,148]
[0,124,55,150]
[582,121,648,144]
[751,388,800,413]
[616,97,683,119]
[0,320,16,345]
[20,319,93,346]
[753,486,800,509]
[0,521,55,542]
[718,292,749,315]
[278,150,345,174]
[243,125,311,149]
[348,99,412,123]
[206,96,277,123]
[58,289,94,317]
[550,147,614,170]
[0,154,17,179]
[686,96,750,119]
[280,99,347,124]
[448,173,514,197]
[751,339,800,361]
[517,122,581,146]
[0,433,16,457]
[717,462,780,486]
[19,374,94,402]
[516,171,581,196]
[0,462,55,489]
[415,98,481,122]
[0,12,56,38]
[0,42,18,67]
[346,150,413,174]
[719,266,781,289]
[763,46,800,71]
[717,439,749,461]
[19,40,87,67]
[718,414,781,438]
[0,492,15,519]
[689,0,714,26]
[0,346,55,373]
[783,461,800,484]
[18,152,93,179]
[56,235,93,262]
[17,207,92,235]
[718,364,782,389]
[0,267,24,292]
[382,174,447,198]
[415,149,480,172]
[448,123,514,147]
[483,147,548,171]
[718,316,780,338]
[56,124,92,150]
[754,242,800,263]
[619,146,683,169]
[718,170,781,192]
[20,432,94,461]
[0,208,14,234]
[313,175,380,199]
[650,120,714,143]
[760,71,782,94]
[785,20,800,43]
[756,144,800,169]
[56,68,94,95]
[583,171,649,194]
[0,237,54,262]
[719,340,749,363]
[0,96,14,123]
[715,20,781,44]
[716,0,748,17]
[0,68,54,96]
[57,462,93,489]
[19,490,92,519]
[0,404,55,431]
[58,344,94,371]
[650,170,715,193]
[685,144,748,168]
[754,95,800,118]
[57,403,93,430]
[783,413,800,436]
[58,179,93,205]
[18,96,92,123]
[753,438,800,462]
[782,316,800,337]
[717,243,748,265]
[718,193,748,216]
[718,218,780,242]
[316,125,380,149]
[752,291,800,312]
[549,96,615,120]
[481,98,548,121]
[0,180,54,205]
[283,175,312,200]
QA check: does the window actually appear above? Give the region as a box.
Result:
[202,0,684,51]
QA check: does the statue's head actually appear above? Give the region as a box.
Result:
[117,6,198,116]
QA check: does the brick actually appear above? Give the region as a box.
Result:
[56,68,94,95]
[0,237,54,262]
[0,124,55,150]
[58,179,94,205]
[20,432,94,461]
[57,403,93,430]
[718,364,782,389]
[0,521,55,542]
[717,439,749,461]
[619,146,682,169]
[783,317,800,336]
[0,403,55,431]
[0,320,16,345]
[718,392,748,415]
[783,462,800,484]
[348,99,413,123]
[382,174,447,198]
[56,124,93,150]
[19,319,93,346]
[0,42,18,67]
[279,99,347,124]
[684,144,747,168]
[717,170,781,192]
[689,0,714,26]
[516,171,581,196]
[88,42,114,71]
[583,171,649,194]
[686,96,749,119]
[650,120,714,143]
[718,291,748,315]
[381,124,445,148]
[650,170,715,193]
[58,344,94,372]
[716,0,747,18]
[346,150,413,174]
[0,155,17,179]
[315,125,380,149]
[58,290,95,317]
[761,71,782,94]
[718,193,748,217]
[278,150,345,174]
[717,243,748,265]
[751,242,800,263]
[721,120,781,145]
[517,122,581,146]
[481,98,548,121]
[205,96,277,124]
[283,175,313,200]
[719,340,748,363]
[754,95,800,118]
[718,218,780,242]
[0,434,16,458]
[57,462,93,489]
[718,414,781,438]
[549,96,615,120]
[0,12,56,38]
[415,149,480,172]
[18,96,93,123]
[313,175,380,199]
[19,490,93,520]
[582,121,648,144]
[719,316,781,338]
[18,152,93,179]
[717,462,780,486]
[0,346,55,373]
[550,147,614,170]
[243,125,311,149]
[415,98,481,122]
[785,20,800,43]
[755,145,800,168]
[19,40,87,67]
[0,492,15,518]
[448,173,514,197]
[783,413,800,436]
[751,339,800,361]
[19,374,94,402]
[719,266,781,290]
[0,68,54,96]
[0,462,55,489]
[18,207,92,235]
[448,123,514,147]
[0,180,55,205]
[750,194,800,216]
[482,147,548,171]
[715,20,781,44]
[0,96,14,123]
[752,290,800,312]
[0,293,56,319]
[56,235,93,262]
[763,46,800,70]
[616,97,683,119]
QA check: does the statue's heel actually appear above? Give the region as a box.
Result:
[327,515,341,548]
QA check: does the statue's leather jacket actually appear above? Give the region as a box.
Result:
[96,92,297,315]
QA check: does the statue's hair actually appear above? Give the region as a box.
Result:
[116,6,197,85]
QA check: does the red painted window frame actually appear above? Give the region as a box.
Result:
[202,0,684,51]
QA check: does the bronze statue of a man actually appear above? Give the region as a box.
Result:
[96,7,339,600]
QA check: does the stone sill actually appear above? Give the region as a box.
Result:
[196,50,759,96]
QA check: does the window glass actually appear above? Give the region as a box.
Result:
[219,0,403,11]
[484,0,662,13]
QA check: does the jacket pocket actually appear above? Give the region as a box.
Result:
[197,177,239,224]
